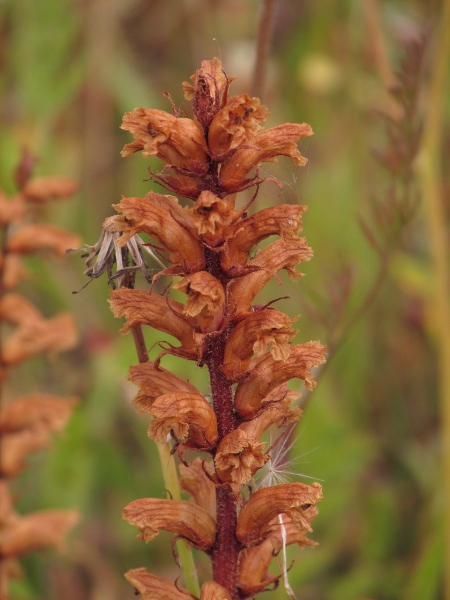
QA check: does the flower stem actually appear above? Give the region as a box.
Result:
[131,324,200,597]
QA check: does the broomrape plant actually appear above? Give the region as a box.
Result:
[0,154,80,597]
[79,58,326,599]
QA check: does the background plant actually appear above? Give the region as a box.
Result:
[0,155,80,599]
[0,1,448,599]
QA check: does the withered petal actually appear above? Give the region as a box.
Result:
[148,392,218,449]
[123,498,216,550]
[0,428,51,476]
[236,482,322,546]
[234,341,326,417]
[124,568,194,600]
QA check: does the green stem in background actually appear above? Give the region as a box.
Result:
[251,0,278,100]
[131,325,200,597]
[417,1,450,597]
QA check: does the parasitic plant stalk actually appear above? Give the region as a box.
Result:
[0,153,80,597]
[78,59,325,599]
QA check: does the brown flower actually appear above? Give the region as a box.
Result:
[182,57,230,129]
[146,392,218,450]
[234,341,326,417]
[173,271,225,333]
[214,428,269,485]
[221,204,307,276]
[222,309,297,382]
[236,482,322,547]
[121,108,209,176]
[128,361,199,410]
[109,288,204,360]
[208,94,269,160]
[179,458,216,519]
[124,568,194,600]
[113,194,204,272]
[219,123,313,193]
[228,238,313,313]
[123,498,216,550]
[187,191,239,246]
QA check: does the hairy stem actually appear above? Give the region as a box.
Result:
[204,248,240,597]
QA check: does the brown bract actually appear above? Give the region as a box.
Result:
[114,193,204,272]
[236,482,322,547]
[147,392,218,450]
[223,309,297,381]
[173,271,225,333]
[214,428,269,485]
[234,341,327,417]
[121,108,209,176]
[123,498,216,550]
[124,568,194,600]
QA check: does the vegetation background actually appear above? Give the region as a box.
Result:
[0,0,447,598]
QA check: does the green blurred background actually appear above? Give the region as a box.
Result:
[0,0,446,598]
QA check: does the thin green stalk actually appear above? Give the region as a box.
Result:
[131,325,200,597]
[416,1,450,598]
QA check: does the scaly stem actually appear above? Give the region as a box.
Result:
[131,324,200,597]
[417,1,450,596]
